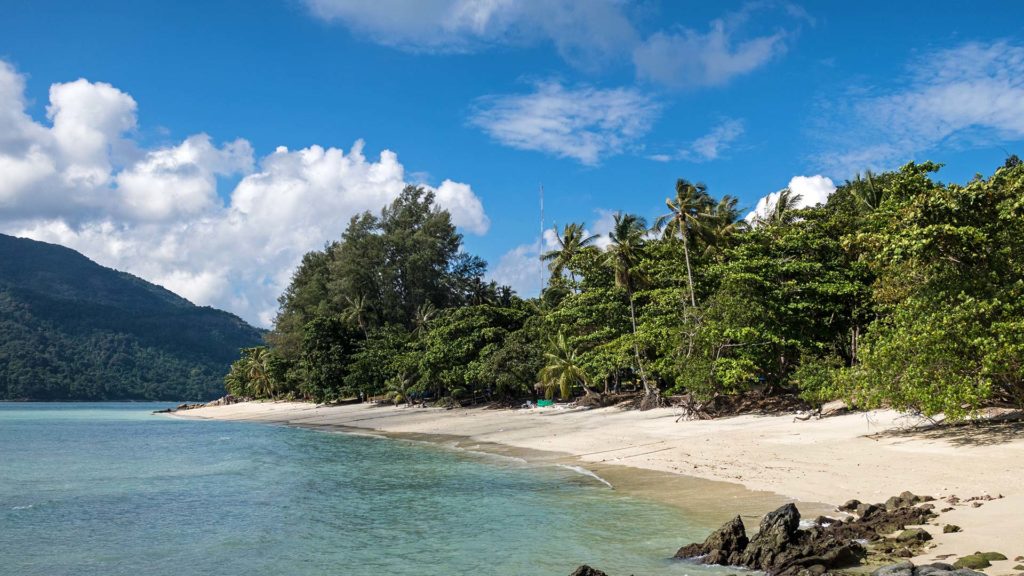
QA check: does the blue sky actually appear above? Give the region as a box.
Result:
[1,0,1022,326]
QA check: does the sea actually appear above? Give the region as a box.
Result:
[0,403,742,576]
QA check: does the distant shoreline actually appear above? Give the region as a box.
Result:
[174,401,1024,574]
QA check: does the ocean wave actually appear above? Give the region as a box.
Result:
[11,504,34,510]
[557,464,614,489]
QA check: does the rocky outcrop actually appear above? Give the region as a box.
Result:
[568,566,609,576]
[675,493,938,576]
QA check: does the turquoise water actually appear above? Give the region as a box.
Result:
[0,403,730,576]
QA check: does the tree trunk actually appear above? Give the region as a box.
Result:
[682,234,697,307]
[627,288,662,410]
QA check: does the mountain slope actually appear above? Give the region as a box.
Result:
[0,234,264,400]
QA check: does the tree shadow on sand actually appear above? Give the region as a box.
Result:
[867,415,1024,448]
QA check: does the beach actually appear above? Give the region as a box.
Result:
[177,402,1024,573]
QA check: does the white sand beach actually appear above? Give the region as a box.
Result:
[177,402,1024,573]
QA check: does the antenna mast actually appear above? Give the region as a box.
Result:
[539,183,545,294]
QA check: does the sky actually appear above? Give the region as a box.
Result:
[1,0,1023,327]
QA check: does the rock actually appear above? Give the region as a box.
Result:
[839,499,862,512]
[896,528,932,542]
[569,566,608,576]
[857,502,882,519]
[916,562,956,575]
[978,552,1007,561]
[1014,565,1024,571]
[872,561,915,576]
[740,503,801,569]
[674,515,748,565]
[943,524,962,533]
[941,507,954,513]
[1016,556,1024,561]
[953,555,991,570]
[820,400,849,417]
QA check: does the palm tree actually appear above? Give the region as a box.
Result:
[605,212,657,404]
[654,179,713,307]
[541,222,598,288]
[849,170,884,211]
[413,302,437,337]
[698,194,748,259]
[243,347,274,399]
[756,188,804,226]
[539,331,590,400]
[342,293,371,338]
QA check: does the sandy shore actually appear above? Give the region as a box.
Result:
[176,401,1024,573]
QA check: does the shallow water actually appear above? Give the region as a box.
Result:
[0,403,745,576]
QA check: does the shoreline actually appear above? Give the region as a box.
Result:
[175,401,1024,574]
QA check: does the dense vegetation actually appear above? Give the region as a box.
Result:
[0,234,264,400]
[228,159,1024,420]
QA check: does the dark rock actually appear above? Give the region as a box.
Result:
[943,524,961,533]
[872,561,914,576]
[978,551,1007,561]
[740,503,801,570]
[569,566,608,576]
[916,562,956,575]
[839,499,862,512]
[674,515,748,565]
[1014,565,1024,571]
[857,502,882,519]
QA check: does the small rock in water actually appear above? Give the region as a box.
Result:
[568,566,609,576]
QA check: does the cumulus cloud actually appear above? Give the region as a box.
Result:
[651,118,744,163]
[633,5,793,88]
[745,175,836,223]
[0,61,489,327]
[302,0,636,67]
[469,80,661,165]
[816,41,1024,175]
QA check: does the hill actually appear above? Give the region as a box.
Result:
[0,234,264,400]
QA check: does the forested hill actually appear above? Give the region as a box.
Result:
[0,234,263,401]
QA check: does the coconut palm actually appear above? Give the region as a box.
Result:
[243,347,275,399]
[698,194,748,260]
[604,212,657,403]
[541,222,598,288]
[756,188,804,227]
[849,170,884,211]
[654,179,714,307]
[413,302,437,337]
[342,293,371,338]
[539,331,590,400]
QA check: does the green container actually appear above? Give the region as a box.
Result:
[537,399,554,407]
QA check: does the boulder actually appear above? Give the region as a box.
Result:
[838,499,862,512]
[872,561,915,576]
[569,566,608,576]
[953,555,991,570]
[896,528,932,543]
[674,515,748,566]
[740,503,801,570]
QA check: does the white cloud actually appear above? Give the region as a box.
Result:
[470,80,661,165]
[651,118,744,163]
[633,6,791,88]
[745,175,836,223]
[302,0,636,67]
[0,61,489,327]
[816,41,1024,175]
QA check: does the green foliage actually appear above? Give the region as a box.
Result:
[300,316,359,402]
[0,234,263,401]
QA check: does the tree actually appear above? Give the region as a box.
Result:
[654,179,713,307]
[542,223,598,288]
[300,315,359,402]
[605,212,659,407]
[342,293,372,338]
[539,331,590,400]
[755,188,804,227]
